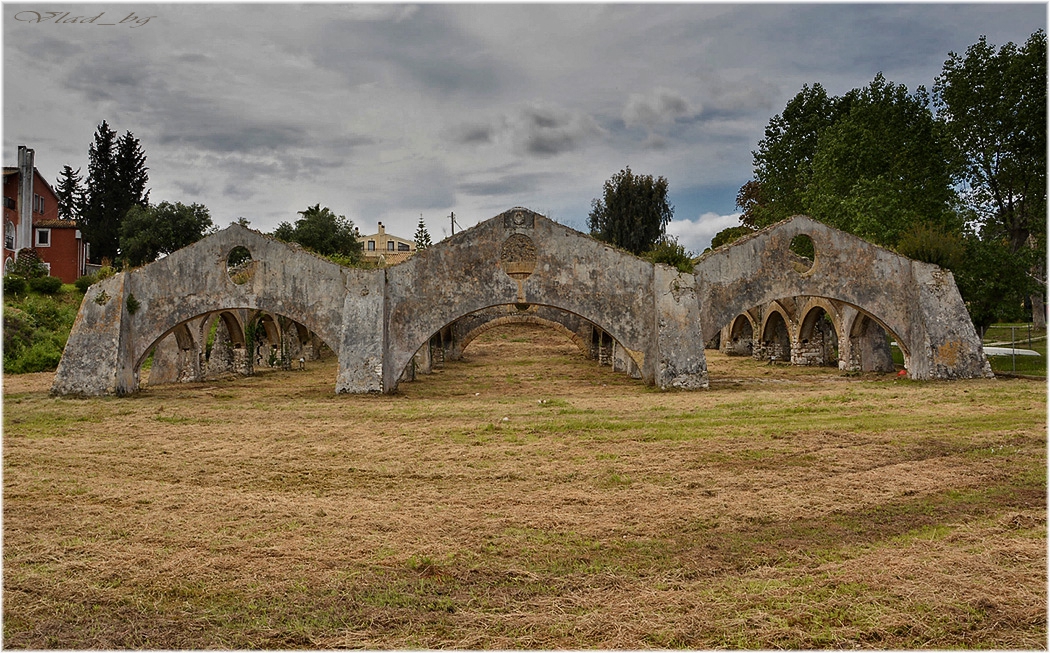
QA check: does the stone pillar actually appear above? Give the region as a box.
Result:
[649,266,708,389]
[415,339,433,375]
[205,318,236,378]
[51,273,137,396]
[337,272,385,393]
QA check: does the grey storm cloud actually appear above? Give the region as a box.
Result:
[451,122,500,146]
[622,88,699,131]
[3,2,1043,244]
[159,123,309,155]
[307,5,518,97]
[512,103,604,157]
[458,172,557,197]
[450,103,604,157]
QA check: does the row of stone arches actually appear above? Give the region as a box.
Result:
[716,296,901,373]
[143,308,329,386]
[53,211,989,397]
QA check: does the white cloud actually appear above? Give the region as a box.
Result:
[667,212,743,254]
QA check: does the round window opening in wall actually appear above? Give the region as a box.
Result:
[227,246,255,285]
[789,234,815,273]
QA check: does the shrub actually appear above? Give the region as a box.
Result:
[8,338,63,373]
[896,224,964,270]
[10,250,48,279]
[96,265,115,280]
[4,275,27,296]
[643,236,695,273]
[29,276,63,295]
[3,309,34,363]
[74,274,98,293]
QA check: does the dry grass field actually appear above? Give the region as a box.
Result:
[3,323,1046,649]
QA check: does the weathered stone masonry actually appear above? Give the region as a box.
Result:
[51,210,990,397]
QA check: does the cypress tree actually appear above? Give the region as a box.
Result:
[82,121,118,263]
[55,165,84,222]
[81,123,150,263]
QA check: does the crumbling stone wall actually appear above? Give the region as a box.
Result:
[53,209,709,396]
[52,211,989,396]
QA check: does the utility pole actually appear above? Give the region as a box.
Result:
[450,211,461,235]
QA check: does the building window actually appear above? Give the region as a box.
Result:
[387,240,395,251]
[4,221,14,250]
[34,194,44,214]
[35,228,50,247]
[398,242,410,251]
[2,196,14,210]
[367,240,375,251]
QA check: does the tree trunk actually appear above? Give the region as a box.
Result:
[1032,292,1046,328]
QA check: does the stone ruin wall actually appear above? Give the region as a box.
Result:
[50,211,991,397]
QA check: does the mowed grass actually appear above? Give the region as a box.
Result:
[3,323,1046,649]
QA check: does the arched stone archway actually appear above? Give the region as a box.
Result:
[53,210,707,396]
[722,313,756,356]
[847,311,897,373]
[440,304,595,363]
[795,299,841,367]
[757,307,792,362]
[693,216,990,380]
[381,208,706,393]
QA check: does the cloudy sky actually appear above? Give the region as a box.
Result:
[3,3,1045,252]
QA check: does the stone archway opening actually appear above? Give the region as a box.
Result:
[848,312,900,373]
[138,308,337,388]
[400,320,635,396]
[758,311,792,362]
[396,301,647,391]
[796,307,839,367]
[724,314,755,357]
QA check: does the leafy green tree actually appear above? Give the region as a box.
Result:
[588,167,674,256]
[120,202,214,267]
[741,84,848,228]
[935,30,1046,324]
[55,165,84,221]
[414,216,432,250]
[804,75,957,248]
[895,222,965,271]
[272,204,363,262]
[736,76,956,249]
[953,232,1035,332]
